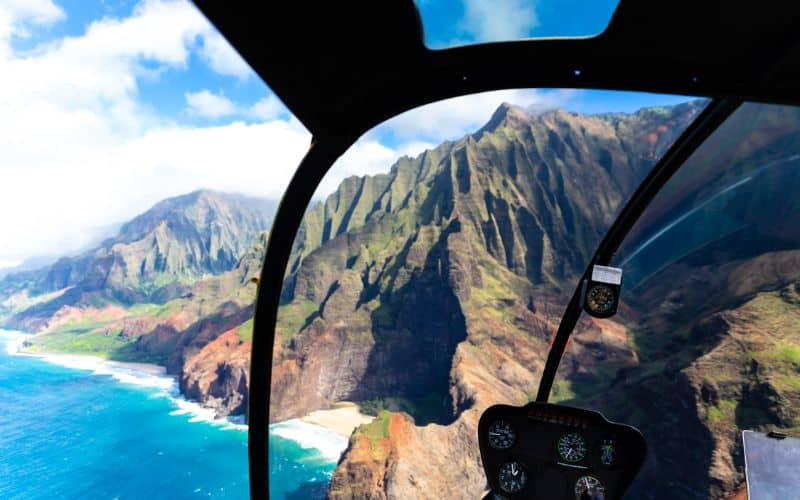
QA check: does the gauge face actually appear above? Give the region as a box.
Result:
[487,420,516,449]
[574,475,604,499]
[557,432,587,462]
[498,461,528,494]
[586,284,616,315]
[600,439,615,466]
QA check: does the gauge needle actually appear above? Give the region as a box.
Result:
[584,476,590,490]
[511,463,518,476]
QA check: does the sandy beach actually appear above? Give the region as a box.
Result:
[299,402,375,438]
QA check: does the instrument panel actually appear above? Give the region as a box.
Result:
[478,402,646,499]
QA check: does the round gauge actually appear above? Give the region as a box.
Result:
[586,284,616,315]
[498,461,528,494]
[600,439,615,466]
[574,475,604,499]
[487,420,516,449]
[557,432,587,462]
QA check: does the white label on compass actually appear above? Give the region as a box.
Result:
[591,265,622,285]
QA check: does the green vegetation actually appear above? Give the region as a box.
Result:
[773,344,800,365]
[548,378,577,403]
[24,329,163,364]
[127,302,168,318]
[774,375,800,392]
[358,410,393,458]
[236,318,254,343]
[357,394,447,425]
[707,399,737,426]
[276,298,318,341]
[358,398,386,417]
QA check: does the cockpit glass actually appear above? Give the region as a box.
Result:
[554,102,800,498]
[270,89,706,498]
[614,103,800,287]
[415,0,620,49]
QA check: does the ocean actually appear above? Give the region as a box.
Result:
[0,330,344,499]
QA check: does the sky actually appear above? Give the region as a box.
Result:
[0,0,695,269]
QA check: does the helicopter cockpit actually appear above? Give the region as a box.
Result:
[190,1,800,499]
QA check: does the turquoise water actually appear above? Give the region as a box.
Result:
[0,331,339,499]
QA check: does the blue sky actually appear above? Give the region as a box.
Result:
[416,0,620,47]
[0,0,696,268]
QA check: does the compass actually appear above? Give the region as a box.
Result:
[582,265,623,318]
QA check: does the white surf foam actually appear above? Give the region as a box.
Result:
[37,355,248,431]
[169,397,248,432]
[0,329,31,355]
[33,352,177,393]
[270,419,349,462]
[1,329,246,432]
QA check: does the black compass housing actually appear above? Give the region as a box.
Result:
[581,266,623,319]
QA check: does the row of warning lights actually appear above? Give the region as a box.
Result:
[527,411,590,428]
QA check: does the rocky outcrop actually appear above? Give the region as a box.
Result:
[181,328,251,417]
[329,411,486,500]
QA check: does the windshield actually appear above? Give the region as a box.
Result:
[554,102,800,498]
[271,89,706,498]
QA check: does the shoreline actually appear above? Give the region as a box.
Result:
[0,329,370,462]
[268,402,375,463]
[0,329,245,431]
[299,402,375,438]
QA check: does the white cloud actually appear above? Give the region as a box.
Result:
[0,0,574,266]
[0,258,22,270]
[376,88,573,141]
[0,0,64,45]
[198,31,252,79]
[459,0,539,42]
[0,1,312,263]
[185,90,285,120]
[314,139,437,199]
[248,95,284,121]
[185,89,237,118]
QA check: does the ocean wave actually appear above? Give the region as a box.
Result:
[0,330,247,432]
[169,397,248,432]
[29,352,177,392]
[270,420,348,462]
[0,329,31,355]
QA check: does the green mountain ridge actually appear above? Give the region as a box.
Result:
[272,101,800,500]
[273,100,705,423]
[0,190,275,331]
[4,192,272,417]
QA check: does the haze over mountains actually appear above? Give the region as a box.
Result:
[0,190,273,327]
[0,190,273,416]
[2,100,798,499]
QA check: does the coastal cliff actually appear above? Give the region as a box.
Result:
[3,100,799,500]
[0,190,271,418]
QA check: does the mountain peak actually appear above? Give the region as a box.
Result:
[476,102,533,136]
[0,190,276,311]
